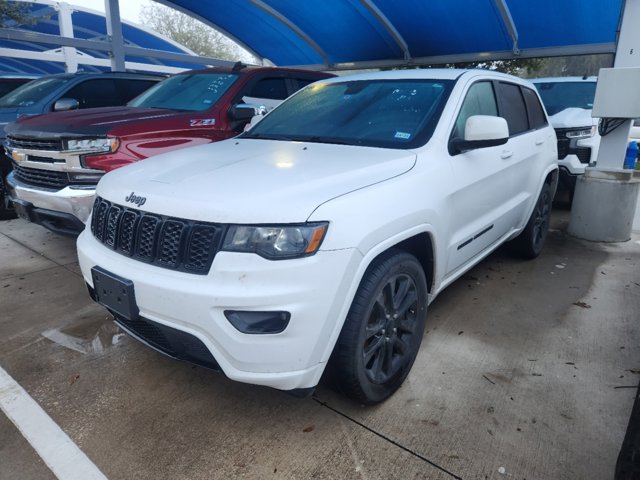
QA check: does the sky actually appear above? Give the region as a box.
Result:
[77,0,153,24]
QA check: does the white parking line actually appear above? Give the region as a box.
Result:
[0,366,107,480]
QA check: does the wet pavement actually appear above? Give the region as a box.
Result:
[1,212,639,480]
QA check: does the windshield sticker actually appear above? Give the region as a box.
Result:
[190,119,216,127]
[394,131,411,140]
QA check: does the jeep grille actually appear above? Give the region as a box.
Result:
[91,196,224,275]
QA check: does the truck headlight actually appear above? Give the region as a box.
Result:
[222,223,328,259]
[566,127,595,139]
[66,137,119,153]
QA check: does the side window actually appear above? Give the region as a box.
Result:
[522,87,547,129]
[63,79,120,109]
[453,81,498,139]
[496,82,529,135]
[247,77,289,100]
[115,79,157,104]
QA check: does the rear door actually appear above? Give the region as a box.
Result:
[494,82,551,222]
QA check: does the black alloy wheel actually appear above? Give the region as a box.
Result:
[512,181,553,259]
[531,184,552,252]
[363,273,419,384]
[329,250,428,404]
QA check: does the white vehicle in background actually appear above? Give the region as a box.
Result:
[532,77,599,198]
[77,69,558,404]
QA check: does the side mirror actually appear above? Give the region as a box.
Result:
[54,98,79,112]
[229,103,267,122]
[450,115,509,154]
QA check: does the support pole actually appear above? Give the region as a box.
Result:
[57,2,77,73]
[568,0,640,240]
[104,0,125,71]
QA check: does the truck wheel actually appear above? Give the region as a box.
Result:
[0,174,16,220]
[512,182,553,259]
[330,250,428,404]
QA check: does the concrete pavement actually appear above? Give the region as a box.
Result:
[1,212,639,479]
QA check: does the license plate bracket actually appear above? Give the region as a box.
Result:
[91,266,139,321]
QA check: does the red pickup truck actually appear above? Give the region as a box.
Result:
[4,65,332,235]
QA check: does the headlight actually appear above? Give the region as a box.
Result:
[222,223,328,260]
[566,127,595,139]
[66,137,119,153]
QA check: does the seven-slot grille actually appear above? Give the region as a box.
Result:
[7,135,63,151]
[91,196,224,275]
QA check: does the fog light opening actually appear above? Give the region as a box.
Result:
[224,310,291,334]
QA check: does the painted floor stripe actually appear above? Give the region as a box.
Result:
[0,366,107,480]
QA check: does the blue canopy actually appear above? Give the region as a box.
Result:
[160,0,623,69]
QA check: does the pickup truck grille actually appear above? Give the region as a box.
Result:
[91,196,224,275]
[7,135,63,151]
[13,164,69,189]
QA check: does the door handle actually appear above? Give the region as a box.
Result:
[500,150,513,159]
[535,138,545,145]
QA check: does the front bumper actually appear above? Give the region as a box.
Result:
[6,171,95,233]
[77,229,362,391]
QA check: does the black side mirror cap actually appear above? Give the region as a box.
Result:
[449,136,508,155]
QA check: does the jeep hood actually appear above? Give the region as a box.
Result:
[5,106,177,138]
[549,107,597,129]
[97,138,416,223]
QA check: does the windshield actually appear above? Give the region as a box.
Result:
[0,77,67,108]
[534,81,597,116]
[242,79,454,149]
[128,73,238,111]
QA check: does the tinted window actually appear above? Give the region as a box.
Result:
[522,87,547,129]
[0,79,30,98]
[534,81,596,115]
[243,79,454,149]
[115,79,157,103]
[129,73,238,111]
[64,79,120,108]
[248,77,289,100]
[0,77,67,108]
[496,82,529,135]
[453,81,498,139]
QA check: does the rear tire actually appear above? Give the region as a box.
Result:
[511,182,553,259]
[329,250,428,404]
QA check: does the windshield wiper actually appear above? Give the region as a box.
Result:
[241,133,297,141]
[305,136,358,146]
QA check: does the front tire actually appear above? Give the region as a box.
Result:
[329,250,428,404]
[512,181,553,259]
[0,173,16,220]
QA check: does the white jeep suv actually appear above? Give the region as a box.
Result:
[77,69,558,404]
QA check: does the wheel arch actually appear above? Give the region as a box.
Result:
[318,225,438,368]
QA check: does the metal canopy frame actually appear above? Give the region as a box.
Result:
[359,0,411,62]
[0,0,625,75]
[0,0,236,74]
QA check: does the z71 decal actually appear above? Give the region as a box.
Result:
[190,119,216,127]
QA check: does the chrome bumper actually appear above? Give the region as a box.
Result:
[6,171,95,223]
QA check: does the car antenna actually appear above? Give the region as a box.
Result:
[232,61,246,71]
[583,73,588,80]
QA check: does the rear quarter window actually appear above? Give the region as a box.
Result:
[522,87,548,129]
